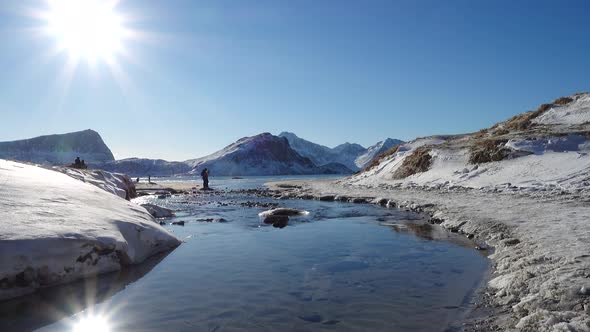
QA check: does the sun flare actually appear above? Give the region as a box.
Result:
[72,314,111,332]
[43,0,128,62]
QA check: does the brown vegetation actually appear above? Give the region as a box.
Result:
[553,96,574,105]
[468,139,510,164]
[489,95,575,135]
[363,144,401,171]
[392,147,432,179]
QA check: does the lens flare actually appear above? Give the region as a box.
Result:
[72,314,111,332]
[44,0,127,62]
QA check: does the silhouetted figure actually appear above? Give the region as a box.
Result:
[74,156,81,165]
[201,168,209,189]
[80,160,86,169]
[136,177,140,183]
[148,175,151,184]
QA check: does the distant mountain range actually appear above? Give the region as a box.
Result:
[279,132,403,170]
[0,130,403,176]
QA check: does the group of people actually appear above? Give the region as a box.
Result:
[70,156,87,169]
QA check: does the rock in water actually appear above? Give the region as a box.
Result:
[263,215,289,228]
[258,208,309,217]
[263,215,289,224]
[141,204,175,218]
[319,195,335,201]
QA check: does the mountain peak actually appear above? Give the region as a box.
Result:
[0,129,114,165]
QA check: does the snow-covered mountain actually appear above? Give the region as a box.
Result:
[0,129,400,176]
[97,158,192,177]
[0,129,114,165]
[185,133,352,176]
[355,138,404,169]
[279,132,403,170]
[278,132,337,167]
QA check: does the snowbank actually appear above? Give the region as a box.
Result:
[353,134,590,195]
[533,93,590,125]
[0,160,181,301]
[52,166,137,200]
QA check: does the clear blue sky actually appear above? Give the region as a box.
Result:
[0,0,589,160]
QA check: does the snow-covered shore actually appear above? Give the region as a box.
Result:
[0,160,181,301]
[267,93,590,331]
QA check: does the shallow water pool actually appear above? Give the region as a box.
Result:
[1,179,488,332]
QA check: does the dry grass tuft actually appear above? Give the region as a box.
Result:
[553,96,574,105]
[363,145,401,171]
[468,139,510,164]
[392,147,432,179]
[490,95,574,135]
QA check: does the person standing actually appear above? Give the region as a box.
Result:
[200,168,209,189]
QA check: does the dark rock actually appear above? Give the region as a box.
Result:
[429,217,444,224]
[272,219,288,228]
[195,218,227,223]
[503,238,520,246]
[350,197,367,204]
[262,208,307,216]
[172,221,185,226]
[263,215,289,224]
[318,195,335,201]
[376,198,388,206]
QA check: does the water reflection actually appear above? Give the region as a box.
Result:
[0,252,170,332]
[380,219,483,251]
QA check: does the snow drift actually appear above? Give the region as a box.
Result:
[0,160,181,301]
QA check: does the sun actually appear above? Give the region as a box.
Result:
[43,0,128,63]
[71,314,111,332]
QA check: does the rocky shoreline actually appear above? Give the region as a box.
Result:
[265,179,590,331]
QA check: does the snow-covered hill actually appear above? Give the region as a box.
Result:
[0,129,114,165]
[0,159,180,301]
[186,133,352,176]
[279,132,403,171]
[351,92,590,194]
